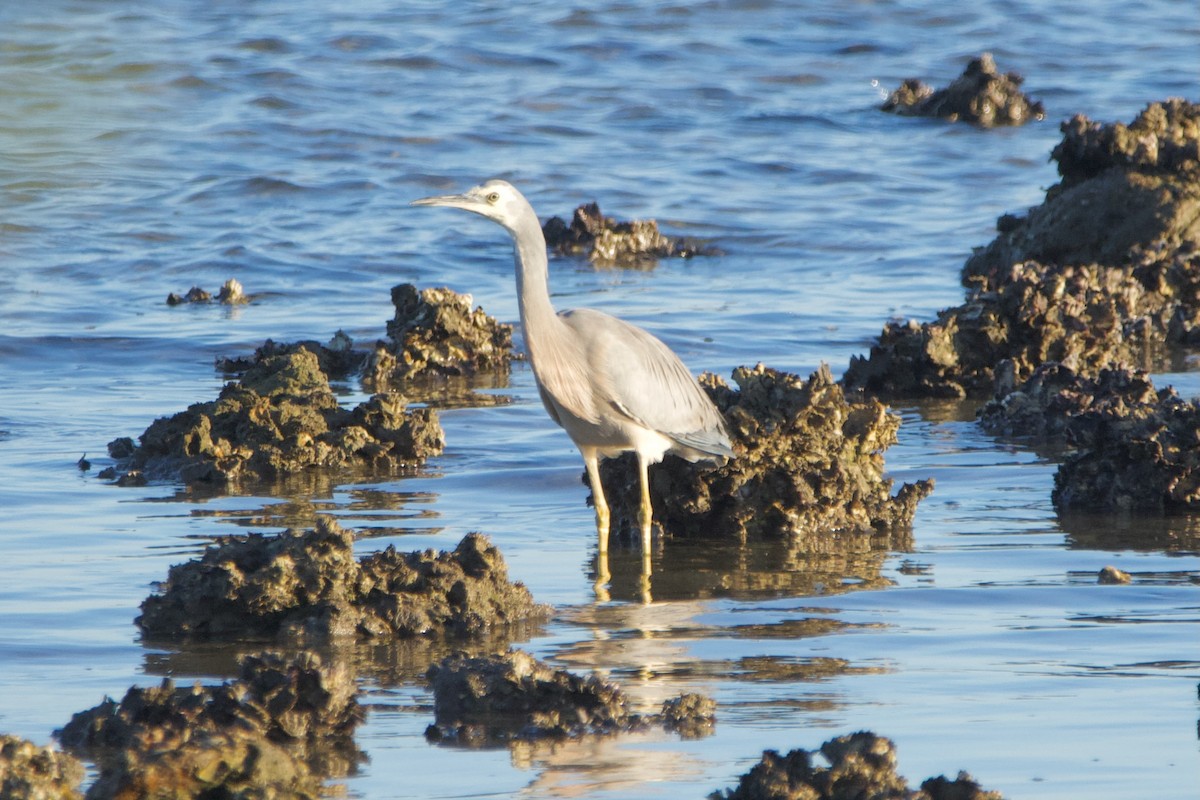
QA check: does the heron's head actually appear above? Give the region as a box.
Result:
[411,179,534,234]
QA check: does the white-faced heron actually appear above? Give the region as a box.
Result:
[412,179,733,564]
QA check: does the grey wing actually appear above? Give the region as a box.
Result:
[562,309,734,459]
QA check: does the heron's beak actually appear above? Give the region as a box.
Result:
[411,192,472,209]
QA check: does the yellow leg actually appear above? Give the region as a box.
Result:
[637,452,653,566]
[583,449,610,555]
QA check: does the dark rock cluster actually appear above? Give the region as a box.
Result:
[710,731,1002,800]
[543,201,720,267]
[103,348,443,487]
[881,53,1044,127]
[600,364,933,542]
[424,649,715,745]
[56,652,361,800]
[138,518,550,641]
[0,734,84,800]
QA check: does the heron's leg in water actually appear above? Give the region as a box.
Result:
[582,448,610,554]
[636,453,653,554]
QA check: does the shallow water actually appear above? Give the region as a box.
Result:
[1,1,1199,797]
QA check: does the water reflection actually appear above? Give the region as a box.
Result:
[1058,510,1200,554]
[593,530,904,604]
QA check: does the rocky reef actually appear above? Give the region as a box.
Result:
[599,364,932,543]
[57,652,360,800]
[0,735,84,800]
[425,649,715,745]
[104,348,443,487]
[137,518,548,641]
[543,201,719,267]
[845,99,1200,400]
[881,53,1044,127]
[710,731,1002,800]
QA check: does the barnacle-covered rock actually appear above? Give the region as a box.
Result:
[366,283,513,386]
[710,731,1002,800]
[848,99,1200,401]
[137,518,549,641]
[105,349,443,487]
[543,201,719,267]
[600,364,932,543]
[0,735,84,800]
[56,652,362,800]
[424,649,714,746]
[881,53,1044,127]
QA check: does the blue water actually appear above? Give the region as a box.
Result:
[2,1,1198,797]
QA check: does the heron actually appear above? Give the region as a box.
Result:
[412,179,733,569]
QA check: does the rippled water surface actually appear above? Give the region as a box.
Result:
[2,1,1199,797]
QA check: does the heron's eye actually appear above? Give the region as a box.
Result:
[486,192,500,204]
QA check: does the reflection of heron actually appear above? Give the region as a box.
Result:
[413,180,733,577]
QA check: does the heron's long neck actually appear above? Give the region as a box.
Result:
[511,218,562,351]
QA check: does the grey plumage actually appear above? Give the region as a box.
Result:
[412,179,733,568]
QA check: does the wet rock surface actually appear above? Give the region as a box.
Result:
[599,364,933,542]
[57,652,360,800]
[138,518,549,641]
[881,53,1043,127]
[104,348,443,487]
[424,649,715,745]
[366,283,513,386]
[846,99,1200,401]
[543,201,719,266]
[0,734,84,800]
[710,731,1002,800]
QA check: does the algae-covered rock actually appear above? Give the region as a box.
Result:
[366,283,513,386]
[106,349,443,487]
[710,731,1002,800]
[599,364,932,542]
[543,201,718,267]
[137,518,549,641]
[0,735,84,800]
[57,652,362,800]
[167,278,252,306]
[881,53,1043,127]
[424,649,715,746]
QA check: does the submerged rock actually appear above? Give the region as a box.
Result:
[424,649,715,746]
[0,734,84,800]
[847,99,1200,401]
[137,518,549,641]
[57,652,361,800]
[543,201,719,267]
[710,731,1002,800]
[599,364,933,542]
[106,348,443,487]
[881,53,1043,127]
[366,283,513,386]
